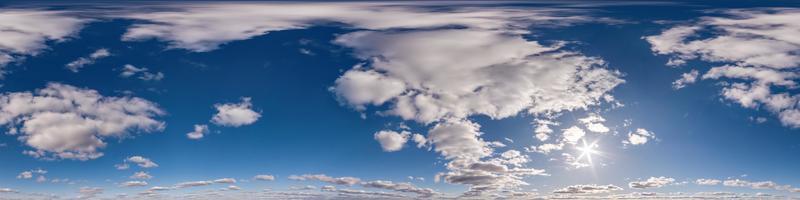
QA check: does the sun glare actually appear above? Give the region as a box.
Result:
[575,139,600,166]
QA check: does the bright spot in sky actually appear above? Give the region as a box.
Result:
[575,139,600,166]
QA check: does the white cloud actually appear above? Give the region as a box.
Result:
[0,10,86,77]
[427,119,491,160]
[533,120,557,141]
[211,97,261,127]
[374,130,411,152]
[672,69,699,89]
[130,171,153,180]
[553,184,623,194]
[0,83,165,160]
[78,187,103,199]
[66,48,110,72]
[186,124,209,140]
[213,178,237,184]
[118,3,598,52]
[288,174,361,186]
[16,169,46,181]
[411,133,428,149]
[625,128,655,146]
[362,180,436,197]
[645,8,800,128]
[120,64,164,81]
[333,29,623,124]
[122,181,148,187]
[254,175,275,181]
[528,143,564,154]
[629,176,675,189]
[176,181,213,188]
[126,156,159,168]
[579,114,610,133]
[562,126,586,144]
[696,178,722,185]
[0,188,15,193]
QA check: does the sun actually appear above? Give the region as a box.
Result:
[575,139,601,166]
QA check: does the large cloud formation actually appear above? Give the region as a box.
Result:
[0,83,165,160]
[39,2,622,197]
[645,8,800,128]
[0,10,86,77]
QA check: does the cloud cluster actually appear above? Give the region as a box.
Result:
[288,174,361,186]
[629,176,675,189]
[0,10,86,77]
[0,83,165,160]
[120,64,164,81]
[624,128,655,146]
[553,184,624,194]
[645,8,800,128]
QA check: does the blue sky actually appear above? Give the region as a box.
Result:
[0,1,799,199]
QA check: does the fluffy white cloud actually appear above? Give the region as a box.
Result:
[288,174,361,186]
[553,184,623,194]
[211,97,261,127]
[120,64,164,81]
[0,10,86,77]
[645,8,800,128]
[672,69,699,90]
[66,48,110,72]
[578,114,610,133]
[130,171,153,180]
[0,83,165,160]
[16,169,46,181]
[126,156,159,168]
[427,119,491,160]
[333,29,622,124]
[695,178,722,185]
[373,130,411,152]
[625,128,655,146]
[562,126,586,144]
[629,176,675,189]
[254,174,275,181]
[722,179,792,191]
[186,124,209,140]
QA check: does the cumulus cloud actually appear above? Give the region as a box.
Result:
[66,48,110,72]
[624,128,655,146]
[562,126,586,144]
[0,83,165,160]
[120,64,164,81]
[672,69,699,89]
[186,124,209,140]
[16,169,47,182]
[373,130,411,152]
[126,156,159,168]
[645,8,800,128]
[0,10,86,77]
[578,114,610,133]
[629,176,675,189]
[553,184,623,194]
[211,97,261,127]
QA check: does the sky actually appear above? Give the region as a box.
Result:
[0,1,799,199]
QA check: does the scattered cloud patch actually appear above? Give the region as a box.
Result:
[186,124,209,140]
[374,130,411,152]
[624,128,655,146]
[629,176,675,189]
[0,83,165,160]
[120,64,164,81]
[553,184,623,194]
[66,48,110,72]
[211,97,261,127]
